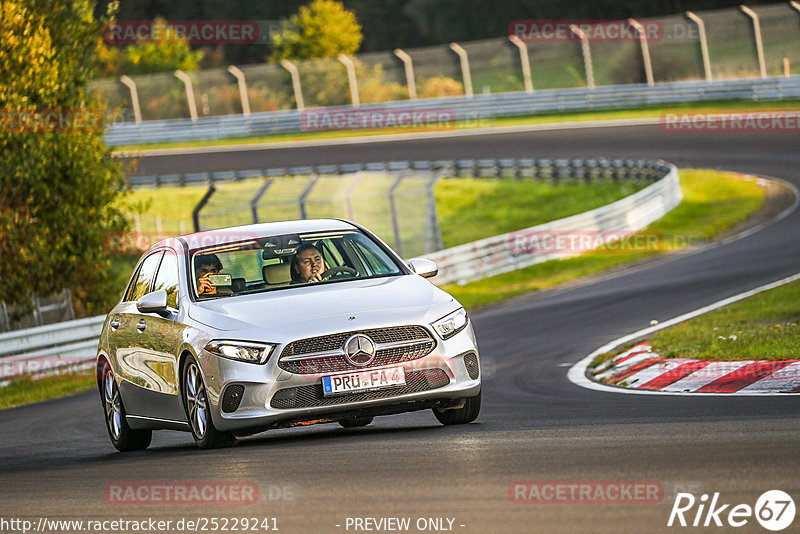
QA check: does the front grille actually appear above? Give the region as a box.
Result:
[278,326,435,374]
[464,352,480,380]
[270,368,450,409]
[221,384,245,413]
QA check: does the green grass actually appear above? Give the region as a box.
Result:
[0,372,96,411]
[443,170,766,309]
[436,179,643,248]
[114,99,800,151]
[647,280,800,362]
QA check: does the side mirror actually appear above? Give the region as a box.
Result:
[137,289,170,317]
[408,258,438,279]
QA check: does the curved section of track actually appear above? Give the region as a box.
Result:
[3,124,800,533]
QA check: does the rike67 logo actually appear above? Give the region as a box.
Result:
[668,490,795,531]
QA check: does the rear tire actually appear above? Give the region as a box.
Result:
[181,356,237,449]
[338,417,373,428]
[99,360,151,452]
[433,391,481,425]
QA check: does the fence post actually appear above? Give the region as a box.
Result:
[685,12,712,82]
[388,175,406,256]
[280,60,305,111]
[62,288,75,321]
[344,174,363,220]
[449,43,474,98]
[174,70,199,121]
[0,301,8,333]
[119,75,142,124]
[740,5,767,79]
[250,178,273,223]
[628,19,654,86]
[569,25,595,89]
[394,48,417,99]
[337,54,360,107]
[227,65,252,116]
[192,184,216,232]
[31,296,42,327]
[425,171,443,253]
[299,175,321,219]
[508,35,534,93]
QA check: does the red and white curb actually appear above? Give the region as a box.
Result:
[593,342,800,393]
[568,271,800,396]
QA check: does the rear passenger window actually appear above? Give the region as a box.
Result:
[127,252,163,302]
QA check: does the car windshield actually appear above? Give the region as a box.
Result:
[190,229,404,299]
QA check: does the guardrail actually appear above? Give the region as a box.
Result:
[0,315,105,382]
[2,158,678,383]
[426,161,680,284]
[108,76,800,147]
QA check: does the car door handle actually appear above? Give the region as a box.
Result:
[136,320,147,333]
[109,319,120,331]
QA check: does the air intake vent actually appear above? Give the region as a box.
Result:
[464,353,480,380]
[221,384,245,413]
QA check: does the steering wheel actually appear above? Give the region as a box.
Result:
[320,266,358,279]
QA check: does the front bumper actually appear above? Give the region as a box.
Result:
[198,324,481,433]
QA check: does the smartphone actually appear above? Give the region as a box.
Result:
[207,274,232,286]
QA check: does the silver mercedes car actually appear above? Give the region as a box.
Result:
[96,219,481,450]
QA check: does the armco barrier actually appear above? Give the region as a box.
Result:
[425,162,680,285]
[1,159,679,381]
[107,76,800,147]
[0,315,105,382]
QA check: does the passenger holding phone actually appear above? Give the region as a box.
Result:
[195,254,224,295]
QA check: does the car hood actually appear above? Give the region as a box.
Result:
[188,275,456,334]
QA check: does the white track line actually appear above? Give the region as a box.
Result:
[567,271,800,396]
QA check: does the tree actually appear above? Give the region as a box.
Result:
[270,0,363,61]
[0,0,130,316]
[122,18,203,75]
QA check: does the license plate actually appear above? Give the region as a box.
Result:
[322,366,406,397]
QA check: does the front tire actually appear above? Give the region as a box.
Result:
[433,391,481,425]
[182,356,236,449]
[99,360,151,451]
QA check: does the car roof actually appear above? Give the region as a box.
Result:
[150,219,359,251]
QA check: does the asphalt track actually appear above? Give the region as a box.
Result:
[2,124,799,533]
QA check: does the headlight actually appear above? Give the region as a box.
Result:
[431,308,468,340]
[204,340,276,364]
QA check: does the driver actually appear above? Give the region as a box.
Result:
[291,243,325,284]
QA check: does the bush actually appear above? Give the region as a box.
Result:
[419,76,464,98]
